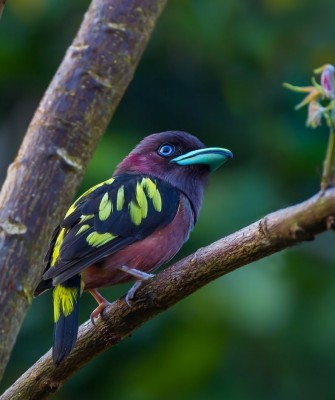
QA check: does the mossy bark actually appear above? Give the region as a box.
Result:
[0,0,167,383]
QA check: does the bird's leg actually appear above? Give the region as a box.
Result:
[88,289,112,325]
[118,265,155,307]
[119,265,155,280]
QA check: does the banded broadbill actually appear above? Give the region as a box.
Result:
[34,131,233,365]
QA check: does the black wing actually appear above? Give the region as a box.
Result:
[42,174,180,285]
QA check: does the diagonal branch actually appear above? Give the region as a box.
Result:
[0,0,167,383]
[2,188,334,400]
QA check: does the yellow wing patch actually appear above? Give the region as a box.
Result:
[128,178,162,225]
[86,231,117,247]
[135,182,148,218]
[53,177,164,259]
[64,203,77,220]
[80,214,94,223]
[53,284,78,322]
[51,228,66,267]
[141,178,162,212]
[116,185,125,211]
[129,201,143,225]
[99,193,113,221]
[141,178,156,198]
[76,224,90,236]
[64,178,115,219]
[151,189,162,212]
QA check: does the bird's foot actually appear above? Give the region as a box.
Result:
[88,289,112,325]
[125,281,144,307]
[118,266,155,307]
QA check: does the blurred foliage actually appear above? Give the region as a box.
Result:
[1,0,335,399]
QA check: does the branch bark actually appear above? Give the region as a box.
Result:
[1,188,334,400]
[0,0,167,383]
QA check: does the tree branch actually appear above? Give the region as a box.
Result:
[0,0,167,382]
[2,188,334,400]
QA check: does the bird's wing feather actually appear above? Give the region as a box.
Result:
[43,174,180,284]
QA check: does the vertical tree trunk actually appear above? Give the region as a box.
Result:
[0,0,167,382]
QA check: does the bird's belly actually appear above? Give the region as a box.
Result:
[83,196,194,289]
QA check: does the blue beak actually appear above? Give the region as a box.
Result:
[171,147,233,171]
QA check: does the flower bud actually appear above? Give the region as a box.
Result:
[306,101,324,128]
[321,64,335,99]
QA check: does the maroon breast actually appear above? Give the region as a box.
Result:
[83,194,195,289]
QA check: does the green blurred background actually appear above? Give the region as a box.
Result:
[1,0,335,398]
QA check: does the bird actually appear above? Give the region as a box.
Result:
[34,130,233,366]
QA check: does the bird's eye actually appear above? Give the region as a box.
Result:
[157,143,175,158]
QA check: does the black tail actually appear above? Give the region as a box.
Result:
[52,275,81,366]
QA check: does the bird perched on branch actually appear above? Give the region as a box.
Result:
[34,131,233,365]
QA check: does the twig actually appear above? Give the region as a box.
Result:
[321,127,335,190]
[1,188,334,400]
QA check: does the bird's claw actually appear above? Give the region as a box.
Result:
[119,266,155,307]
[125,281,143,307]
[90,301,111,325]
[124,275,155,307]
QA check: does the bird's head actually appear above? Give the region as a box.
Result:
[116,130,232,177]
[115,131,233,219]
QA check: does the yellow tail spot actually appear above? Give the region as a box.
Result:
[53,285,78,322]
[99,192,112,221]
[51,228,66,267]
[116,185,125,211]
[136,182,148,218]
[76,224,90,236]
[86,231,116,247]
